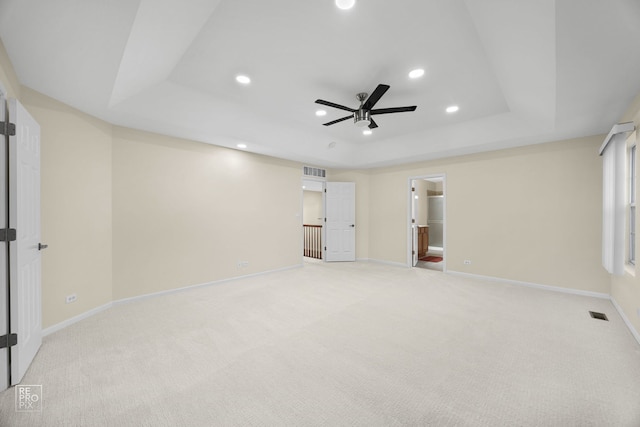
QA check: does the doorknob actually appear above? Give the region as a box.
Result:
[38,243,48,250]
[350,224,355,227]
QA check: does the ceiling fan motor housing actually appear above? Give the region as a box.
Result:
[354,109,371,127]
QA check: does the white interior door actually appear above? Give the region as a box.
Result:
[9,98,41,385]
[324,182,355,262]
[0,91,8,391]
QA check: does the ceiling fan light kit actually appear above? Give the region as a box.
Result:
[354,109,371,127]
[315,84,417,130]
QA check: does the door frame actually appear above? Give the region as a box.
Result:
[0,82,8,391]
[407,174,447,271]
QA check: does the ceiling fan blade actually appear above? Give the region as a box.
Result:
[363,84,390,110]
[369,118,378,129]
[323,115,353,126]
[315,99,356,112]
[370,106,417,115]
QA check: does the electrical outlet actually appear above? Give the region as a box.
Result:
[65,294,77,304]
[237,260,249,268]
[464,260,472,265]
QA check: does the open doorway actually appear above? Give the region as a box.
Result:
[302,179,357,263]
[409,175,445,272]
[302,179,324,262]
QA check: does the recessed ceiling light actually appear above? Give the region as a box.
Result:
[235,75,251,85]
[237,143,247,149]
[363,129,372,135]
[446,105,459,113]
[335,0,356,10]
[409,68,425,79]
[316,110,327,117]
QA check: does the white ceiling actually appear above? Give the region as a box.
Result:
[1,0,640,169]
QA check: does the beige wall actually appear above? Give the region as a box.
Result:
[2,35,636,336]
[112,127,302,300]
[611,92,640,336]
[20,87,113,328]
[366,136,610,294]
[2,37,305,325]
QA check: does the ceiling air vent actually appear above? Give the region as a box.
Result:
[303,166,326,180]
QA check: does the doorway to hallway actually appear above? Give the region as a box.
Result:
[302,179,356,262]
[409,175,445,272]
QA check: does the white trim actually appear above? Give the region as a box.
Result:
[42,264,302,336]
[599,122,636,155]
[365,258,410,268]
[447,270,610,299]
[610,297,640,347]
[114,264,302,306]
[449,271,640,347]
[42,302,113,337]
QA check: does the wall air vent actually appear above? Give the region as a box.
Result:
[303,166,327,180]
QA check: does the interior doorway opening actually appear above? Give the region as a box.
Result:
[409,175,446,272]
[302,179,324,261]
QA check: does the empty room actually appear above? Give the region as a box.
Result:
[1,0,640,425]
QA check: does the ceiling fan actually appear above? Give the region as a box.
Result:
[315,84,417,129]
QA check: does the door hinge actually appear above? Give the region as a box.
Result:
[0,121,16,136]
[0,333,17,349]
[0,228,16,242]
[324,246,327,251]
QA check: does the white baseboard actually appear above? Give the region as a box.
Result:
[42,302,113,337]
[447,270,611,300]
[42,264,303,336]
[113,264,303,306]
[610,297,640,346]
[364,258,409,268]
[446,270,640,345]
[40,264,640,349]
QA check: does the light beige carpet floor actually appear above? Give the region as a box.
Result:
[1,261,639,426]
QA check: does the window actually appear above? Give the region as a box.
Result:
[629,144,636,265]
[600,122,635,275]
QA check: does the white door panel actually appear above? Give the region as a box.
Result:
[324,182,355,262]
[9,98,41,385]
